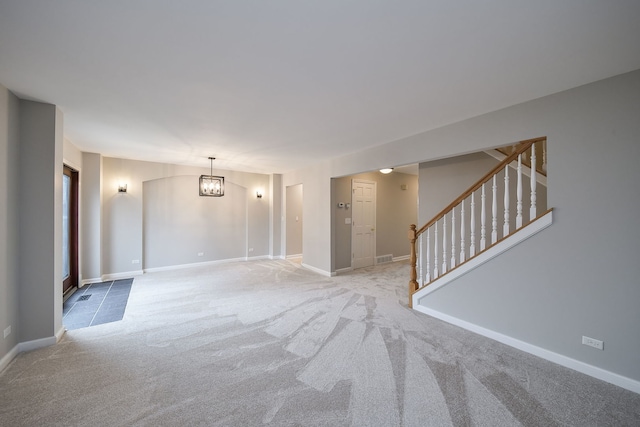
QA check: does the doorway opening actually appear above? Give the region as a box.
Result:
[62,164,79,300]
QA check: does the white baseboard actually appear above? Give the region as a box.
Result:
[144,258,244,274]
[246,255,270,261]
[335,267,353,275]
[286,254,302,259]
[0,328,67,374]
[102,270,143,281]
[413,305,640,395]
[0,344,19,373]
[81,277,101,286]
[301,263,334,277]
[144,256,287,274]
[393,255,410,262]
[55,326,66,342]
[18,335,58,353]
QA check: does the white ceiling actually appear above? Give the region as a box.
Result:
[1,1,639,174]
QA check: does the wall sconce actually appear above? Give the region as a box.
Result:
[199,157,225,197]
[118,183,127,193]
[380,168,394,174]
[256,190,263,198]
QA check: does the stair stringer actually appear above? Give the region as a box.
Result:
[411,209,553,308]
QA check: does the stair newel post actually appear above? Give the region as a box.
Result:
[442,213,448,274]
[503,165,510,237]
[491,175,498,244]
[451,206,456,269]
[480,183,486,251]
[425,228,431,283]
[408,224,418,306]
[516,154,523,229]
[460,199,466,263]
[530,142,537,220]
[434,221,439,278]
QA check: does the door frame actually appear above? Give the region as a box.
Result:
[63,164,79,298]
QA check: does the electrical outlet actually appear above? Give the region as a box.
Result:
[197,252,204,256]
[582,336,604,350]
[3,326,11,338]
[249,248,254,252]
[132,259,140,264]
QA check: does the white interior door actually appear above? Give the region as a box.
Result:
[352,179,376,269]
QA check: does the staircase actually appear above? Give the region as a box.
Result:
[408,137,553,308]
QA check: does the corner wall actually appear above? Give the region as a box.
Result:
[18,100,63,342]
[0,84,20,361]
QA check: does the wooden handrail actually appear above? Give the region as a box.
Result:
[415,137,545,237]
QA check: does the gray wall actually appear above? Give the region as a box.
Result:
[99,157,271,276]
[143,176,248,268]
[269,174,283,258]
[81,152,102,283]
[284,69,640,383]
[285,184,303,256]
[18,100,63,342]
[332,171,418,271]
[0,84,20,358]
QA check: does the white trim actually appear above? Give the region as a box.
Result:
[286,254,302,259]
[101,270,143,281]
[1,328,67,374]
[334,267,353,275]
[143,258,246,274]
[81,277,101,286]
[55,326,66,342]
[246,255,270,261]
[18,335,57,353]
[412,210,553,303]
[301,263,334,277]
[413,305,640,394]
[392,255,410,262]
[0,344,19,373]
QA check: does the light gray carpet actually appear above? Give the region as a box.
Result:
[1,260,638,426]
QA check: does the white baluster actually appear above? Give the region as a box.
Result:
[460,199,466,263]
[442,214,447,274]
[434,221,439,279]
[530,142,537,219]
[492,175,498,244]
[418,234,423,287]
[503,165,510,237]
[425,228,431,283]
[451,207,456,268]
[542,140,547,174]
[480,184,486,251]
[470,193,476,257]
[516,154,523,229]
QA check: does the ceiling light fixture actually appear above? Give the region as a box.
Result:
[380,168,394,174]
[199,157,224,197]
